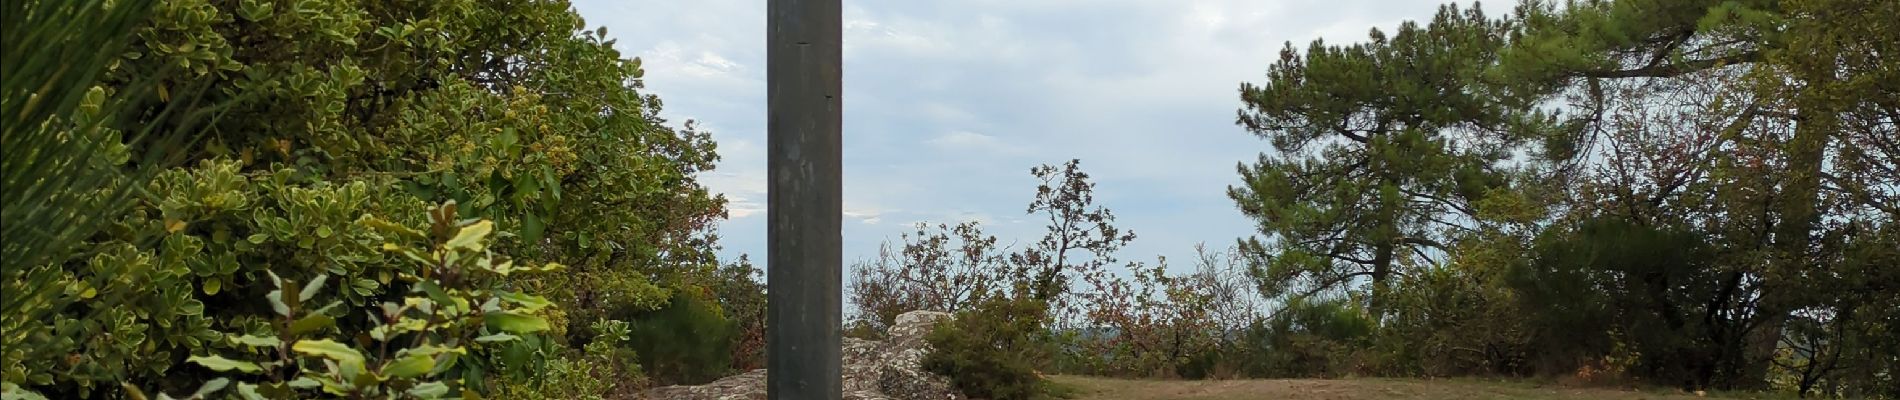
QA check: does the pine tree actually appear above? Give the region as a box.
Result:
[1230,4,1521,313]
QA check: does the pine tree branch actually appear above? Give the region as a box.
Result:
[1580,51,1761,78]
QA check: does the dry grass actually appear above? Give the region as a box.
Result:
[1051,375,1791,400]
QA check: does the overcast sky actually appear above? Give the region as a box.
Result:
[569,0,1460,274]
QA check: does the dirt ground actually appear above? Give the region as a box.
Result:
[1051,375,1788,400]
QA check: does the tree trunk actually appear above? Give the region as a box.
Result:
[1746,90,1836,389]
[1369,241,1395,319]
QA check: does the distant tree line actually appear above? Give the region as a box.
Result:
[855,0,1897,398]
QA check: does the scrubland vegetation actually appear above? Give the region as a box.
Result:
[3,0,1893,399]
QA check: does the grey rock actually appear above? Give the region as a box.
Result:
[643,369,766,400]
[642,311,963,400]
[877,312,960,400]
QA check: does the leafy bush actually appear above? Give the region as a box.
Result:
[623,292,736,385]
[710,257,767,370]
[1,0,738,397]
[138,203,562,398]
[1241,298,1375,378]
[848,221,1010,335]
[1374,258,1529,377]
[1510,218,1739,387]
[489,319,644,400]
[923,295,1059,400]
[1066,256,1222,378]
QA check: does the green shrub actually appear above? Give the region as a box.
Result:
[1510,218,1736,387]
[130,202,564,399]
[624,292,736,385]
[1374,259,1529,377]
[1239,298,1375,378]
[710,257,767,370]
[489,319,645,399]
[923,295,1061,400]
[1,0,732,397]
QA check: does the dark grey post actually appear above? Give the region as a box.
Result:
[766,0,841,398]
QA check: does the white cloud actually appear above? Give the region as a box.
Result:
[915,102,980,124]
[640,41,753,87]
[703,170,765,196]
[574,0,1461,273]
[844,207,883,224]
[724,195,764,219]
[926,130,1021,154]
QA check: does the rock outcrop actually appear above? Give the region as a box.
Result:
[643,311,963,400]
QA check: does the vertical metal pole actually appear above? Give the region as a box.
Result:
[767,0,841,398]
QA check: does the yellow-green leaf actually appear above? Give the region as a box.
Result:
[4,382,50,400]
[235,382,265,400]
[230,334,281,348]
[286,377,320,389]
[299,274,327,302]
[288,314,335,335]
[120,383,147,400]
[473,333,519,343]
[291,339,365,368]
[188,355,263,374]
[483,312,549,333]
[446,220,493,250]
[406,382,449,398]
[497,291,553,312]
[381,354,435,378]
[192,378,231,397]
[362,216,428,241]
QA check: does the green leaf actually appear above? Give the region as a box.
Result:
[497,291,553,312]
[180,299,205,316]
[280,278,302,311]
[516,171,540,195]
[1,382,50,400]
[288,314,335,335]
[234,383,264,400]
[299,274,327,302]
[266,289,290,317]
[473,333,519,343]
[381,354,435,378]
[362,216,428,242]
[446,220,493,250]
[291,339,366,368]
[543,166,562,203]
[191,378,230,398]
[120,383,147,400]
[417,281,454,307]
[188,355,262,373]
[203,277,221,295]
[483,312,550,333]
[521,212,546,243]
[403,344,464,357]
[230,334,282,348]
[405,382,449,398]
